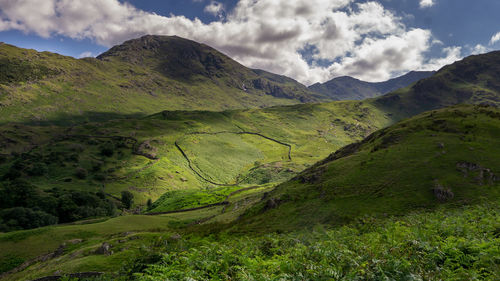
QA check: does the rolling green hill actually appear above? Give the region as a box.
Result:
[238,104,500,231]
[0,36,322,124]
[0,100,392,230]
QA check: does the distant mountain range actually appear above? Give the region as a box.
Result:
[308,71,435,100]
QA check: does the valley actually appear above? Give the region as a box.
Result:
[0,36,499,280]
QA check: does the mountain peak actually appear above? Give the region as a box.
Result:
[97,35,231,80]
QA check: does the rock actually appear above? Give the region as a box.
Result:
[94,242,113,255]
[170,233,181,240]
[180,177,188,182]
[433,181,454,202]
[66,239,83,245]
[264,198,281,210]
[456,161,497,185]
[53,244,66,257]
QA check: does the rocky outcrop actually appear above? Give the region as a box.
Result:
[94,242,113,256]
[456,162,497,185]
[433,181,454,202]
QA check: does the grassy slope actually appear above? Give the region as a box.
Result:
[0,100,392,207]
[0,185,273,280]
[374,51,500,118]
[1,105,500,279]
[0,36,321,124]
[237,105,500,232]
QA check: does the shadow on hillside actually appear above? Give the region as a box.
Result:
[0,111,148,127]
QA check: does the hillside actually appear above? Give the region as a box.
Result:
[0,100,393,231]
[1,105,499,280]
[238,105,500,231]
[309,71,435,100]
[0,36,321,124]
[375,51,500,117]
[1,50,500,233]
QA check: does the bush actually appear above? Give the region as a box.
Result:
[93,173,106,181]
[121,191,134,209]
[27,163,48,176]
[74,167,88,179]
[100,142,115,157]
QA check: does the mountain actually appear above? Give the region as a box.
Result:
[309,71,435,100]
[239,104,500,231]
[376,51,500,118]
[1,50,499,232]
[0,36,321,124]
[1,49,500,280]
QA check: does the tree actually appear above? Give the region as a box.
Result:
[74,167,88,179]
[147,198,153,210]
[121,191,134,209]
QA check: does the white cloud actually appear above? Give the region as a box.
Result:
[490,31,500,45]
[470,44,489,55]
[77,51,94,58]
[419,46,462,71]
[0,0,459,85]
[419,0,435,8]
[204,1,224,18]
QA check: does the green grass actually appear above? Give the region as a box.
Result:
[0,100,392,210]
[237,105,500,232]
[0,184,273,280]
[148,186,240,213]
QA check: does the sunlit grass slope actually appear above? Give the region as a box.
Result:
[239,105,500,231]
[0,100,392,207]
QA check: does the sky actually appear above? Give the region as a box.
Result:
[0,0,499,85]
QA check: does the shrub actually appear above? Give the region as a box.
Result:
[121,191,134,209]
[27,163,48,176]
[100,142,115,157]
[74,167,88,179]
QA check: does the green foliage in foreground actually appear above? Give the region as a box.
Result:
[132,203,500,280]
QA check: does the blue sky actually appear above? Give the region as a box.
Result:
[0,0,499,84]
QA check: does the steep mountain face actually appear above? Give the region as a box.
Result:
[376,51,500,118]
[97,35,318,102]
[309,71,435,100]
[0,36,320,124]
[240,105,500,231]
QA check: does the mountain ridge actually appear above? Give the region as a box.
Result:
[0,35,322,124]
[309,70,435,100]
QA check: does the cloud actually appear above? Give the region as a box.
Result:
[204,1,224,18]
[419,0,435,8]
[77,51,94,58]
[0,0,458,85]
[490,32,500,45]
[470,44,489,55]
[419,46,462,71]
